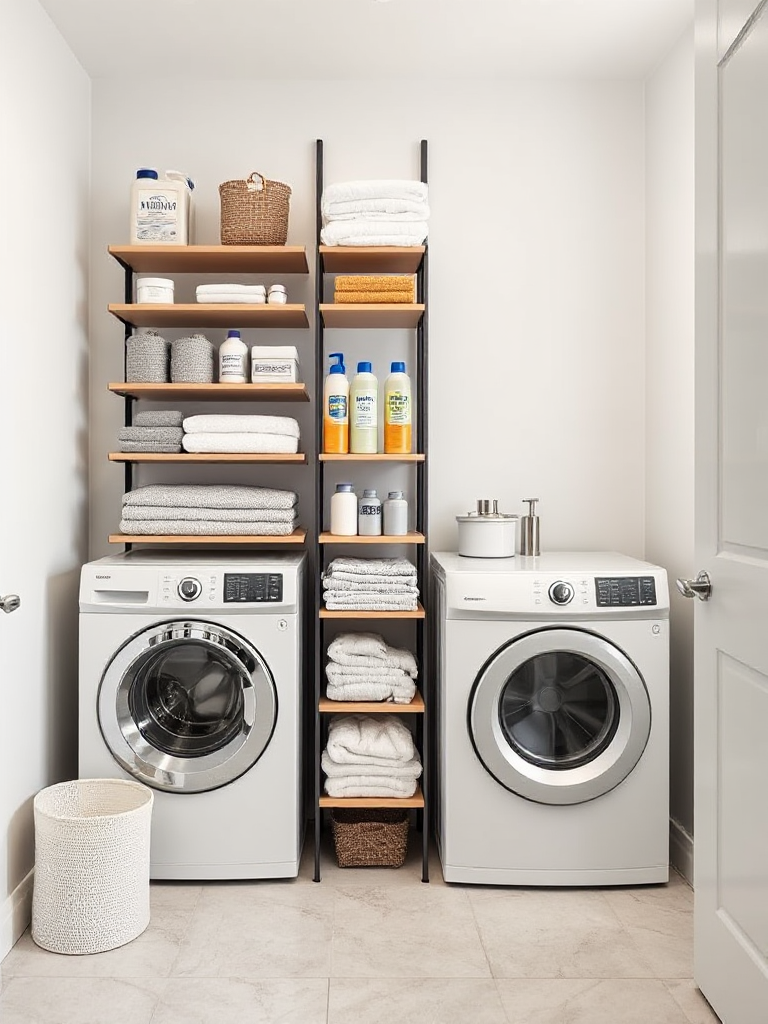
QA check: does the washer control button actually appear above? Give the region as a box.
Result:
[549,581,574,605]
[178,577,202,602]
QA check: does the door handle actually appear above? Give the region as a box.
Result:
[0,594,21,614]
[675,571,712,601]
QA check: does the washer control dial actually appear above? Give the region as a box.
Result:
[178,577,202,602]
[548,581,574,606]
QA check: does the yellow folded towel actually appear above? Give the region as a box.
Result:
[334,291,415,304]
[334,275,414,293]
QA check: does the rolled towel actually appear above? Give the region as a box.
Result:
[118,426,184,444]
[122,484,297,510]
[326,679,417,705]
[320,220,428,247]
[323,775,419,799]
[182,414,300,438]
[325,713,415,766]
[121,505,297,523]
[182,432,299,455]
[327,633,418,676]
[321,749,421,779]
[171,334,214,384]
[119,441,183,453]
[119,518,297,536]
[322,577,418,595]
[333,290,414,304]
[327,557,417,578]
[133,410,183,427]
[334,275,415,293]
[324,593,419,612]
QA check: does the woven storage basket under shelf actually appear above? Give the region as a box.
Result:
[330,808,410,868]
[219,171,291,246]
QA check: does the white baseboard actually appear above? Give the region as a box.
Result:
[1,870,33,962]
[669,817,694,885]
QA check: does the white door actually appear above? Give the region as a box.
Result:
[692,1,768,1020]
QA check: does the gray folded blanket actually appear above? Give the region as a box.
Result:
[118,427,184,443]
[122,484,298,511]
[134,410,183,427]
[121,505,297,523]
[119,518,298,536]
[119,441,183,453]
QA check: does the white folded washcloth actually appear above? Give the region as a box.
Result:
[325,679,417,705]
[321,219,428,247]
[325,713,415,766]
[327,633,418,676]
[183,415,300,437]
[122,484,297,511]
[326,571,418,588]
[324,594,419,611]
[182,432,299,454]
[323,775,419,799]
[322,577,418,595]
[322,179,428,209]
[327,557,417,578]
[196,283,267,295]
[322,198,430,223]
[196,292,266,304]
[321,749,421,779]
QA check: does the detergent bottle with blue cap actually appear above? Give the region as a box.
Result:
[350,360,379,454]
[384,361,412,454]
[130,168,195,244]
[323,353,349,454]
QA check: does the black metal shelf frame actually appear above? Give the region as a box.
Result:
[312,140,430,883]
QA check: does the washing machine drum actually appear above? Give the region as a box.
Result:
[98,620,277,793]
[469,628,651,805]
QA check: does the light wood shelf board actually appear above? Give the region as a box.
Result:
[109,529,307,545]
[109,452,306,464]
[319,246,425,274]
[319,532,424,545]
[108,245,309,275]
[320,304,424,329]
[320,787,424,810]
[319,453,424,462]
[108,382,309,402]
[320,603,425,620]
[319,691,424,715]
[108,303,309,329]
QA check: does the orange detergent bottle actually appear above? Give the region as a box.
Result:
[384,361,412,454]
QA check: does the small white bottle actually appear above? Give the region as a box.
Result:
[330,483,357,535]
[350,361,379,454]
[383,491,408,536]
[219,330,248,383]
[358,489,382,536]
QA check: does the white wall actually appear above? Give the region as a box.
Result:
[0,0,90,956]
[644,28,696,880]
[89,79,646,560]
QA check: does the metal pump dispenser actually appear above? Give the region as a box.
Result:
[520,497,540,556]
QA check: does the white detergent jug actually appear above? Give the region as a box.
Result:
[130,168,195,245]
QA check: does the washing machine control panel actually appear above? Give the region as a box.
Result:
[595,576,657,606]
[158,572,286,606]
[223,573,283,603]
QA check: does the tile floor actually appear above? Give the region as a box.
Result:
[1,836,722,1024]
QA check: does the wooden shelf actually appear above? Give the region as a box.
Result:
[320,304,424,329]
[109,245,309,275]
[109,529,307,545]
[319,453,424,462]
[319,532,424,545]
[319,786,424,810]
[108,303,309,329]
[319,690,424,715]
[108,382,309,402]
[109,452,306,464]
[320,246,425,274]
[320,603,425,620]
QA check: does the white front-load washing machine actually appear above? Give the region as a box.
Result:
[431,551,670,886]
[79,551,306,880]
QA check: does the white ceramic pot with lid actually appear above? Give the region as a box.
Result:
[456,499,518,558]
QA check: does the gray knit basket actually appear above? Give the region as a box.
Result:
[126,330,170,383]
[31,779,154,955]
[171,334,214,383]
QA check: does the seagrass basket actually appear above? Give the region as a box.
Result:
[330,808,410,868]
[219,171,291,245]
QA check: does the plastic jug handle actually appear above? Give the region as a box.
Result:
[165,169,195,191]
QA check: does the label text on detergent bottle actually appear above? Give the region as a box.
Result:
[354,391,376,427]
[329,395,348,421]
[387,392,410,424]
[136,189,179,240]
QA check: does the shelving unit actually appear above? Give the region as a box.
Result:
[313,139,429,882]
[108,244,310,550]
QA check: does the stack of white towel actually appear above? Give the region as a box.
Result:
[120,484,299,536]
[326,633,418,705]
[322,557,419,612]
[322,714,422,799]
[196,283,266,304]
[320,180,429,247]
[182,414,300,455]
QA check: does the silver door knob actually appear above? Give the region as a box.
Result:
[0,594,21,614]
[675,571,712,601]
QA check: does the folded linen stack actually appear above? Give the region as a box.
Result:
[322,713,422,799]
[181,414,300,454]
[120,484,299,536]
[323,557,419,612]
[320,180,429,247]
[326,632,418,705]
[118,410,184,453]
[333,274,415,304]
[196,283,266,304]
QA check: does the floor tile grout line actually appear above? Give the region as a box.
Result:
[465,886,496,981]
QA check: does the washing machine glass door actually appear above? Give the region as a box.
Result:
[98,620,277,793]
[469,628,651,805]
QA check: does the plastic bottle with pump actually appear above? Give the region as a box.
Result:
[384,361,412,454]
[218,330,248,383]
[323,353,349,454]
[350,361,379,454]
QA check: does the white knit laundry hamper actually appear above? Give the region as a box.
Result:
[32,778,154,955]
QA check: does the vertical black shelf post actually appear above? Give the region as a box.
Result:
[120,257,134,553]
[313,139,325,883]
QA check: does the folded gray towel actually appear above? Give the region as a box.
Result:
[122,484,298,511]
[119,518,298,536]
[118,427,184,443]
[121,505,297,523]
[327,557,417,578]
[119,442,183,453]
[133,410,183,427]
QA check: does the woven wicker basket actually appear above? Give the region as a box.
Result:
[330,808,410,868]
[219,171,291,245]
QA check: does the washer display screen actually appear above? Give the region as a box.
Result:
[595,576,657,606]
[224,573,283,603]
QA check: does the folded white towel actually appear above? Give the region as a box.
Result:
[321,749,422,779]
[119,518,297,536]
[183,414,300,437]
[322,198,430,222]
[325,679,417,705]
[196,284,267,295]
[327,557,417,578]
[326,662,413,682]
[326,571,418,588]
[321,220,428,247]
[327,633,418,677]
[322,577,418,595]
[121,505,296,523]
[122,484,297,511]
[196,292,266,304]
[182,432,299,454]
[326,713,415,766]
[322,179,428,209]
[324,593,419,611]
[323,775,419,799]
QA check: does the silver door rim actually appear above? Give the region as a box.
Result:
[469,628,651,805]
[98,619,277,793]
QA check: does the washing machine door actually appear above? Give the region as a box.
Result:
[469,627,651,805]
[98,619,277,793]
